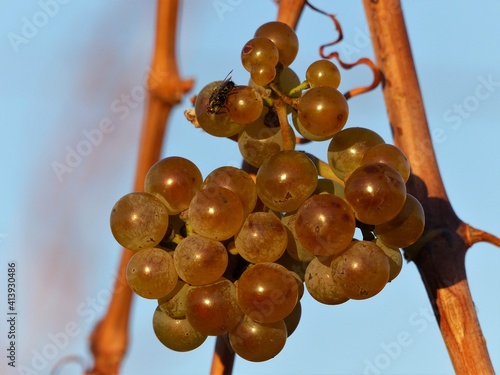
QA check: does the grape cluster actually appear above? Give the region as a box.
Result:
[109,21,425,362]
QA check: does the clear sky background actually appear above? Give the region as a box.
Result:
[1,1,500,374]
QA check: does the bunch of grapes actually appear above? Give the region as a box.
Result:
[109,21,425,362]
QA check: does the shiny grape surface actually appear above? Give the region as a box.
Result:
[297,86,349,138]
[144,156,203,215]
[361,143,411,183]
[185,278,243,336]
[236,262,298,323]
[254,21,299,66]
[374,193,425,248]
[226,85,263,125]
[294,194,356,256]
[256,150,318,212]
[126,248,178,299]
[153,307,207,352]
[306,59,341,88]
[241,37,279,72]
[229,315,287,362]
[174,235,228,285]
[188,184,245,241]
[235,212,288,263]
[330,241,390,300]
[203,166,257,217]
[345,163,407,225]
[328,127,385,181]
[110,192,169,251]
[305,256,349,305]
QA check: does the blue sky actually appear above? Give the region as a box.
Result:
[1,1,499,374]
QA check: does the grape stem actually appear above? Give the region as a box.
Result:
[86,1,193,374]
[289,80,310,96]
[273,97,295,151]
[306,154,345,187]
[363,0,497,373]
[269,82,300,109]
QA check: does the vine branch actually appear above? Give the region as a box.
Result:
[86,1,192,373]
[362,0,496,373]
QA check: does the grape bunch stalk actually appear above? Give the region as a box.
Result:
[109,21,425,362]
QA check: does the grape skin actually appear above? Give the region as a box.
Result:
[188,184,245,241]
[153,307,207,352]
[235,212,288,263]
[254,21,299,66]
[294,193,356,256]
[330,241,390,300]
[345,163,407,225]
[236,262,298,324]
[229,315,287,362]
[144,156,203,215]
[110,192,169,251]
[297,86,349,138]
[256,150,318,212]
[126,248,178,299]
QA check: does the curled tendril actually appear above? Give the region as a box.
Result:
[305,0,382,100]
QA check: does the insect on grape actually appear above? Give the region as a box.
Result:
[206,70,235,115]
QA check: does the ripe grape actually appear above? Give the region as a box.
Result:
[188,184,245,241]
[203,166,257,217]
[174,235,228,286]
[226,85,263,125]
[195,81,245,137]
[330,241,390,300]
[250,62,277,86]
[361,143,411,183]
[306,59,341,88]
[327,127,385,181]
[185,278,243,336]
[144,156,203,215]
[241,37,279,71]
[345,163,407,225]
[374,194,425,248]
[126,248,178,299]
[304,256,349,305]
[236,262,298,323]
[153,307,207,352]
[229,315,287,362]
[294,194,356,256]
[235,212,288,263]
[110,192,169,251]
[254,21,299,66]
[297,86,349,138]
[256,150,318,212]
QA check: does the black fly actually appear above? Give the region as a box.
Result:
[206,70,235,114]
